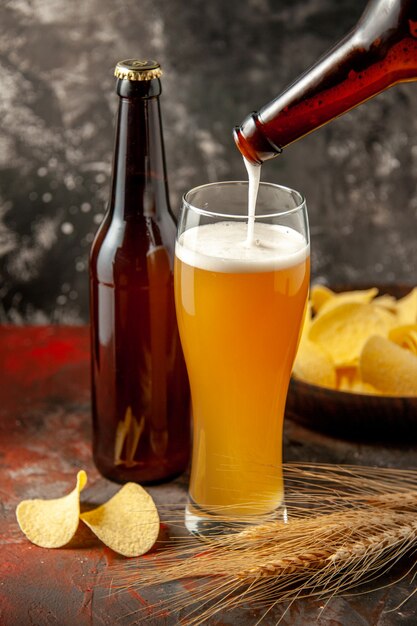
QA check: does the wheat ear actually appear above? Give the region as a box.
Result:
[238,514,417,581]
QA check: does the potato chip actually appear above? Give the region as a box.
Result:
[80,482,159,557]
[349,380,378,395]
[335,366,359,391]
[315,287,379,318]
[293,339,336,388]
[395,287,417,325]
[360,335,417,396]
[310,284,334,314]
[299,300,312,345]
[293,286,417,395]
[373,293,397,313]
[16,470,87,548]
[388,324,417,355]
[337,368,378,395]
[309,302,394,367]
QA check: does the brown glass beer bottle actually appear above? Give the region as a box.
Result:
[235,0,417,164]
[90,59,190,484]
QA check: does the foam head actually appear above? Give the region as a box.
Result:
[175,221,309,273]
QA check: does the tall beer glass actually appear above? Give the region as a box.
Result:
[174,181,310,534]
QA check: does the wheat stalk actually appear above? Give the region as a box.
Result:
[109,463,417,624]
[238,513,417,580]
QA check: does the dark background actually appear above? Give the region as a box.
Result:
[1,0,416,324]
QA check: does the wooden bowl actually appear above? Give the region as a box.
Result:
[285,284,417,442]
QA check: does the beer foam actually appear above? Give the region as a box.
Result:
[176,221,309,273]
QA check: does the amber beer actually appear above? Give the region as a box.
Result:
[175,203,310,524]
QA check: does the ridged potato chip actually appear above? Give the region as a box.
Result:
[293,286,417,396]
[293,339,336,388]
[336,366,359,391]
[389,324,417,354]
[373,293,397,313]
[309,301,394,367]
[310,285,334,314]
[314,287,379,318]
[16,470,87,548]
[360,335,417,396]
[298,300,312,346]
[80,482,159,557]
[337,367,378,395]
[310,285,378,317]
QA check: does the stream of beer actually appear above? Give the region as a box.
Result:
[244,158,261,247]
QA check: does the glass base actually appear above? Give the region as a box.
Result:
[185,497,288,538]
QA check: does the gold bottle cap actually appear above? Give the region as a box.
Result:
[114,59,162,81]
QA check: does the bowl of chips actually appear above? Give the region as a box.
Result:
[285,284,417,441]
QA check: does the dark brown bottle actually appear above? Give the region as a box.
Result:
[90,59,190,484]
[234,0,417,164]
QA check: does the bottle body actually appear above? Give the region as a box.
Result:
[90,62,190,484]
[235,0,417,163]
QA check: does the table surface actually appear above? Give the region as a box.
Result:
[1,325,416,626]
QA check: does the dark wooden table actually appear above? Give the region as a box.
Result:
[1,326,416,625]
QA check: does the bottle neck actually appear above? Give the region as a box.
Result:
[235,0,417,163]
[110,83,170,219]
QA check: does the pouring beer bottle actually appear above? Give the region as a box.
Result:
[234,0,417,164]
[90,59,190,484]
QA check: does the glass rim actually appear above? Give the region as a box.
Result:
[182,180,306,220]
